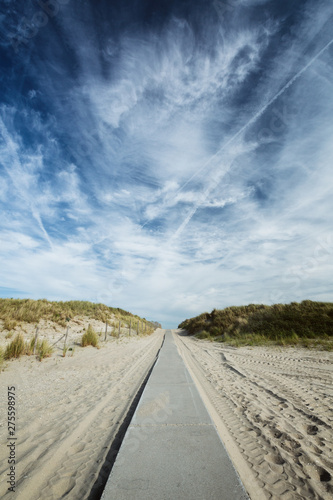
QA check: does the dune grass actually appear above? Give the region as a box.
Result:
[179,301,333,350]
[81,324,99,347]
[0,298,135,328]
[4,333,26,359]
[0,298,157,333]
[0,299,159,363]
[4,334,54,360]
[37,339,53,360]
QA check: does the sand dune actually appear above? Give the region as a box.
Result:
[174,331,333,500]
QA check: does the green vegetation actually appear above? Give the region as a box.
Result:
[25,337,36,356]
[0,298,157,332]
[3,318,17,331]
[37,340,53,360]
[81,324,99,347]
[4,334,25,359]
[4,334,53,360]
[178,301,333,350]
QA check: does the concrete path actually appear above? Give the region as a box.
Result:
[101,330,249,500]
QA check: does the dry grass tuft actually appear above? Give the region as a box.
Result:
[81,324,99,347]
[4,334,53,361]
[37,339,53,360]
[3,318,18,331]
[4,334,25,359]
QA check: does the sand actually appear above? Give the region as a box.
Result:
[0,327,164,499]
[1,326,332,499]
[174,330,333,500]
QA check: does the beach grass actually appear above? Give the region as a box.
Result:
[0,298,157,333]
[180,300,333,350]
[0,298,144,328]
[37,339,53,360]
[4,333,26,359]
[81,324,99,347]
[4,334,54,360]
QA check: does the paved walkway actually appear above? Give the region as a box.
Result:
[101,331,249,499]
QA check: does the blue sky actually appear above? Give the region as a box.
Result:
[0,0,332,328]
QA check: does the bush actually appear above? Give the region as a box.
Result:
[81,324,99,347]
[4,334,25,359]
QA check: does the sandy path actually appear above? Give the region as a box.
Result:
[0,329,164,499]
[174,330,333,500]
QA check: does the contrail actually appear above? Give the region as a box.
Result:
[31,206,54,249]
[170,37,333,240]
[0,118,54,250]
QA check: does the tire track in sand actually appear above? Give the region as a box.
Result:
[174,332,333,500]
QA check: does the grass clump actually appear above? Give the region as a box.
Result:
[25,337,36,356]
[195,330,213,341]
[179,301,333,350]
[3,318,17,331]
[4,334,53,361]
[4,334,25,359]
[81,324,99,347]
[37,340,53,360]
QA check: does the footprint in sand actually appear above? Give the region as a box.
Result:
[306,424,319,435]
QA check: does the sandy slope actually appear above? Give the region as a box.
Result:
[174,330,333,500]
[0,329,164,499]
